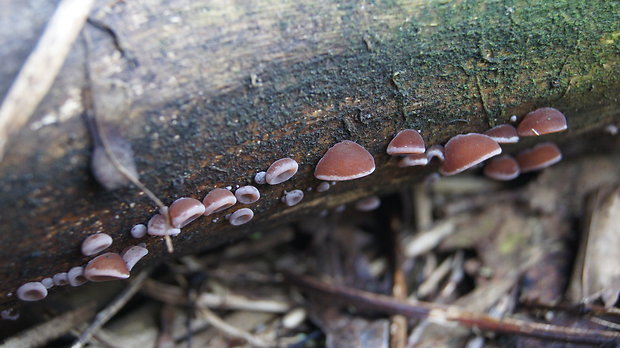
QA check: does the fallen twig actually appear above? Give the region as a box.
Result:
[141,279,291,313]
[284,272,620,345]
[0,0,95,161]
[389,215,408,348]
[71,269,151,348]
[1,305,96,348]
[196,306,273,347]
[82,31,173,253]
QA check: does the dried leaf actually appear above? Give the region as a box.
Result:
[568,185,620,307]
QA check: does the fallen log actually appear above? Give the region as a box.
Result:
[0,0,618,309]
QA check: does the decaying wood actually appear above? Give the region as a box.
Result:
[0,0,619,309]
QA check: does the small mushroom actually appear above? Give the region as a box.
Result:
[386,129,425,155]
[440,133,502,176]
[203,188,237,216]
[1,308,19,321]
[426,145,445,162]
[169,197,205,228]
[40,277,54,289]
[84,252,130,282]
[68,266,88,286]
[147,213,181,236]
[316,181,331,192]
[229,208,254,226]
[516,107,567,136]
[266,158,299,185]
[81,233,113,256]
[484,124,519,143]
[483,155,520,181]
[235,185,261,204]
[16,282,48,301]
[121,245,149,271]
[398,153,428,167]
[130,224,147,238]
[516,142,562,173]
[282,189,304,206]
[314,140,375,181]
[254,171,267,185]
[355,196,381,211]
[52,272,69,286]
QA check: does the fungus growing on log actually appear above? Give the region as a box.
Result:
[282,189,304,206]
[517,107,567,136]
[84,253,130,282]
[314,141,375,181]
[516,142,562,172]
[169,197,205,228]
[229,208,254,226]
[203,188,237,216]
[316,182,331,192]
[41,277,54,289]
[483,155,520,181]
[121,245,149,271]
[266,158,299,185]
[387,129,425,155]
[130,224,147,238]
[235,185,261,204]
[147,213,181,236]
[81,233,113,256]
[68,266,87,286]
[254,171,267,185]
[440,133,502,176]
[52,272,69,286]
[484,124,519,143]
[16,282,47,301]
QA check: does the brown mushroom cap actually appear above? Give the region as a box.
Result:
[440,133,502,176]
[314,140,375,181]
[484,124,519,143]
[516,142,562,172]
[483,155,520,181]
[387,129,425,155]
[517,107,567,136]
[147,213,181,236]
[169,197,205,228]
[84,252,130,282]
[265,158,299,185]
[81,233,113,256]
[203,188,237,216]
[235,185,261,204]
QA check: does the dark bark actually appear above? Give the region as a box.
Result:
[0,0,618,308]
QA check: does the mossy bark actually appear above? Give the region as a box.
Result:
[0,0,618,308]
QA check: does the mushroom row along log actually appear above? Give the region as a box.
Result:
[0,0,619,308]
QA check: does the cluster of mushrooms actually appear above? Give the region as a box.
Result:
[9,107,567,305]
[390,107,567,181]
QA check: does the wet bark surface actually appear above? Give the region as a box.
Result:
[0,0,618,308]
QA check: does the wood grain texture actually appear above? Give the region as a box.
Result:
[0,0,618,308]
